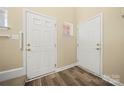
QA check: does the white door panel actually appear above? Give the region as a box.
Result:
[26,11,56,79]
[78,16,101,75]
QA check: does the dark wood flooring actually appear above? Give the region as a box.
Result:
[25,66,113,86]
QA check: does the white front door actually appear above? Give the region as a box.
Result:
[77,15,102,75]
[26,11,57,79]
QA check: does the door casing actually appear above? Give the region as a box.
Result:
[22,9,57,80]
[77,13,103,77]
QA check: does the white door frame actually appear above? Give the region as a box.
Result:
[22,9,57,80]
[77,13,103,77]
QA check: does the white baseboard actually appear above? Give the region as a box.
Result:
[0,67,25,82]
[102,75,124,86]
[55,62,78,72]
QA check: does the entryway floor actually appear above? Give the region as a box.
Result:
[25,66,113,86]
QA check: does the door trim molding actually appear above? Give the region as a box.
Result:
[77,13,103,77]
[23,9,57,80]
[100,13,103,78]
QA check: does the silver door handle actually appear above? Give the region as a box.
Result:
[27,43,31,46]
[27,48,31,51]
[96,48,100,50]
[96,43,100,46]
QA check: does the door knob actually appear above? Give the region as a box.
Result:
[96,48,100,50]
[27,49,31,51]
[27,44,31,46]
[96,43,100,46]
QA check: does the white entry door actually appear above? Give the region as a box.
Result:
[77,15,102,75]
[26,11,57,79]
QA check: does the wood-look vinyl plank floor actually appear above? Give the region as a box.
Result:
[25,66,113,86]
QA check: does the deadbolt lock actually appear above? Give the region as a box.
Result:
[27,49,31,51]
